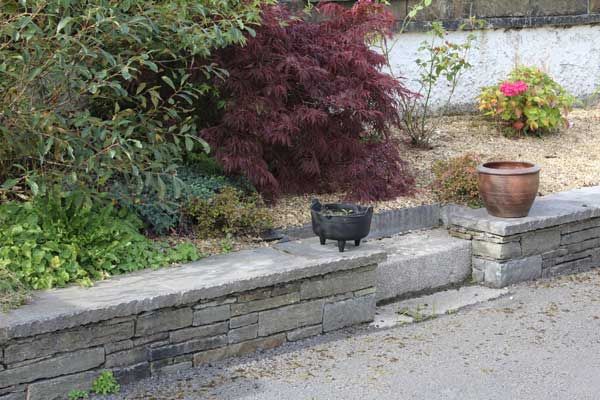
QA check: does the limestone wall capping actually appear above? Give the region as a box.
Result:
[446,186,600,287]
[0,241,385,399]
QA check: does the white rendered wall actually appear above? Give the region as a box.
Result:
[386,24,600,112]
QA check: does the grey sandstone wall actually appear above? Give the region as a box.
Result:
[385,0,600,30]
[451,218,600,287]
[0,264,377,400]
[445,186,600,288]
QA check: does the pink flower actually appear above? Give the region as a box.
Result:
[500,80,528,97]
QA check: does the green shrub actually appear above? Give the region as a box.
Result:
[186,187,272,239]
[112,162,253,235]
[91,371,120,395]
[479,66,575,136]
[431,154,482,207]
[0,0,270,198]
[0,190,199,291]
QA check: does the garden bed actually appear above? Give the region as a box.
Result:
[269,108,600,229]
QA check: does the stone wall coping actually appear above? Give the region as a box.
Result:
[444,186,600,236]
[0,243,386,342]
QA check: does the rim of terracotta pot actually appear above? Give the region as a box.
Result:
[477,161,540,176]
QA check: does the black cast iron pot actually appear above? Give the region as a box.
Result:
[310,199,373,252]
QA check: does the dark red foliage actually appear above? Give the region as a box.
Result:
[201,1,415,201]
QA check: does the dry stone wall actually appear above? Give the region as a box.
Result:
[387,0,600,30]
[445,186,600,287]
[0,247,383,400]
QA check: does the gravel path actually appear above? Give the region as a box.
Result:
[270,107,600,228]
[98,270,600,400]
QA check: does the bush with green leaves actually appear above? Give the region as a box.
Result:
[186,187,272,239]
[0,190,199,292]
[112,161,256,235]
[479,66,576,136]
[431,154,482,207]
[0,0,270,199]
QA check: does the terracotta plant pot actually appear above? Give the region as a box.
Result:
[477,161,540,218]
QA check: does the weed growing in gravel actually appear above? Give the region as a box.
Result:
[91,371,120,395]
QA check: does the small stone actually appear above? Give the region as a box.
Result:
[105,347,148,368]
[353,287,376,297]
[323,294,375,332]
[474,256,542,288]
[237,288,272,303]
[136,308,193,336]
[542,257,594,278]
[192,334,287,367]
[472,240,522,260]
[4,321,133,364]
[0,347,104,388]
[561,227,600,245]
[521,229,561,256]
[448,230,473,240]
[565,238,600,254]
[193,297,236,310]
[112,362,151,386]
[472,267,485,283]
[193,305,231,326]
[170,322,228,344]
[561,218,600,234]
[105,340,134,355]
[153,361,193,375]
[231,293,300,317]
[26,371,98,400]
[286,325,322,342]
[228,324,258,344]
[271,282,301,297]
[300,267,375,300]
[132,333,169,347]
[229,313,258,329]
[149,335,227,361]
[258,300,324,337]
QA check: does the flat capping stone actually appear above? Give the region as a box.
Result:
[445,186,600,237]
[0,245,386,342]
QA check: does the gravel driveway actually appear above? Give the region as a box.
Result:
[98,270,600,400]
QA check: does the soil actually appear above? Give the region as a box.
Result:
[269,107,600,229]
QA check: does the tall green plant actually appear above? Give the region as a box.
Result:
[0,0,269,199]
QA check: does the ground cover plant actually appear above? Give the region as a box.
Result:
[201,0,415,201]
[479,66,576,136]
[430,154,482,207]
[0,190,198,309]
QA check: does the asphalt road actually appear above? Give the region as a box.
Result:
[101,270,600,400]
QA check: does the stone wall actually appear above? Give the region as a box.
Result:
[0,247,383,400]
[445,186,600,288]
[385,0,600,30]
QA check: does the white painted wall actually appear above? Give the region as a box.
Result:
[386,24,600,112]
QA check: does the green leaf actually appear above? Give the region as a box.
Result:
[56,17,73,34]
[161,76,176,90]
